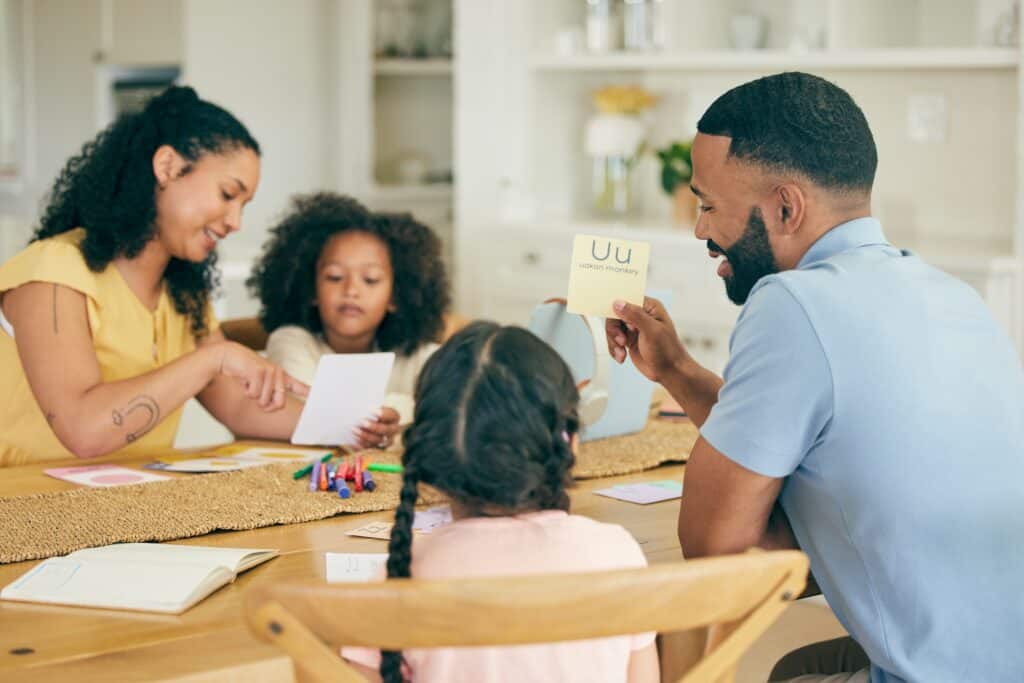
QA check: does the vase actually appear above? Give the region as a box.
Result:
[592,156,636,216]
[585,112,646,217]
[672,185,699,227]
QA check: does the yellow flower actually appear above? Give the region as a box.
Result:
[592,85,658,114]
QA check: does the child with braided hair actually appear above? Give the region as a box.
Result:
[342,322,659,683]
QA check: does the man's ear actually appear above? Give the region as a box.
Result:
[775,183,806,236]
[152,145,187,188]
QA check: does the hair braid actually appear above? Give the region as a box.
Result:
[380,468,420,683]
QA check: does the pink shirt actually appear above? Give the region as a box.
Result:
[343,510,655,682]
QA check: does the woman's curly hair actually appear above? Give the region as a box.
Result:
[32,85,260,338]
[247,192,450,355]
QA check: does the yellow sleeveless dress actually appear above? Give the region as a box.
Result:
[0,229,219,466]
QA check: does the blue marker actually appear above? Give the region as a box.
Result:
[309,461,321,492]
[326,464,337,491]
[336,477,351,499]
[361,470,376,492]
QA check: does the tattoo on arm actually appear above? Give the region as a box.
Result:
[112,395,161,443]
[52,284,58,334]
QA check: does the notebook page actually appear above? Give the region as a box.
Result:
[72,543,277,573]
[0,557,229,614]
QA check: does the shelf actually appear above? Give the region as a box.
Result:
[530,48,1019,72]
[374,59,452,76]
[368,183,453,202]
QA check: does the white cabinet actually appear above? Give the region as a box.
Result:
[100,0,183,66]
[473,223,736,374]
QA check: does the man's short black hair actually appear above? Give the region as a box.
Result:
[697,72,877,193]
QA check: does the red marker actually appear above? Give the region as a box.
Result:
[353,456,364,492]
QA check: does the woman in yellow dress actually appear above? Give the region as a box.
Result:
[0,86,308,466]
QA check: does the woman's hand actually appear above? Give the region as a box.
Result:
[213,341,309,411]
[352,407,401,450]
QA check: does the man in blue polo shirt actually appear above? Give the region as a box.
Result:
[607,72,1023,683]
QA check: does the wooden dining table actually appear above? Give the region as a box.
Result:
[0,443,691,682]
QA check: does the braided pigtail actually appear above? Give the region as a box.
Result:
[379,467,419,683]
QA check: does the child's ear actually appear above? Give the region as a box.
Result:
[569,433,580,454]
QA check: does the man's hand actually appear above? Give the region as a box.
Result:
[605,297,688,383]
[352,406,401,450]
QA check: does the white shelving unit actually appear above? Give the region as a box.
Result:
[530,47,1019,71]
[454,0,1024,360]
[374,58,453,76]
[335,1,456,268]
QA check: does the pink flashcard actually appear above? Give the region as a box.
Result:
[44,465,171,488]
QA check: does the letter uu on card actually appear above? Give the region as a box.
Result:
[567,234,650,318]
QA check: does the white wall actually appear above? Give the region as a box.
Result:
[182,0,336,316]
[182,0,334,252]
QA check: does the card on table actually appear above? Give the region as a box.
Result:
[43,465,170,487]
[292,352,396,447]
[566,234,650,319]
[325,553,388,582]
[593,480,683,505]
[155,446,330,473]
[345,521,394,540]
[344,506,453,541]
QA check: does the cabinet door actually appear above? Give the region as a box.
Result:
[106,0,182,65]
[476,233,574,325]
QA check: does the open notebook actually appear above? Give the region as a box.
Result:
[0,543,278,614]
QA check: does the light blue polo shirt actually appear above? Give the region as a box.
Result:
[701,218,1024,683]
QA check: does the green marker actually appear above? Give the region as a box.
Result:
[292,452,333,480]
[367,462,403,473]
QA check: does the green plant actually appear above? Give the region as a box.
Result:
[656,141,693,195]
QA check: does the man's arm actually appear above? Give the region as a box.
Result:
[678,436,787,558]
[679,437,820,597]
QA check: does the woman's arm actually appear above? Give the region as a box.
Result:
[195,329,306,440]
[4,282,303,458]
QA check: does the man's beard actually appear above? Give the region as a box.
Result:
[707,207,778,305]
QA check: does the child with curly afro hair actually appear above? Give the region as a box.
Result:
[247,192,450,449]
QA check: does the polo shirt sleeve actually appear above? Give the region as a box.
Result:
[700,279,833,478]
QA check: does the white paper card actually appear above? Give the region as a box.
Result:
[292,353,396,446]
[413,506,453,533]
[325,553,388,583]
[593,480,683,505]
[43,465,170,487]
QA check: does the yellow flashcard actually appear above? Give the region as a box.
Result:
[567,234,650,319]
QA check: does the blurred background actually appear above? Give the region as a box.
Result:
[0,0,1021,377]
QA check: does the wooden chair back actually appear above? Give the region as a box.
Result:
[245,550,808,683]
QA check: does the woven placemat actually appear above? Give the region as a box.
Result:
[0,419,697,564]
[574,418,696,479]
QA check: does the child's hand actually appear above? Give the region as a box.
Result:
[352,407,401,449]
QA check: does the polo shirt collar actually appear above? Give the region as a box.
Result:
[797,217,889,269]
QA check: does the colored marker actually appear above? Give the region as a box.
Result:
[341,460,354,482]
[318,460,329,491]
[293,453,333,480]
[336,477,351,499]
[309,461,321,492]
[361,470,376,492]
[353,456,364,492]
[367,462,403,473]
[326,464,336,491]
